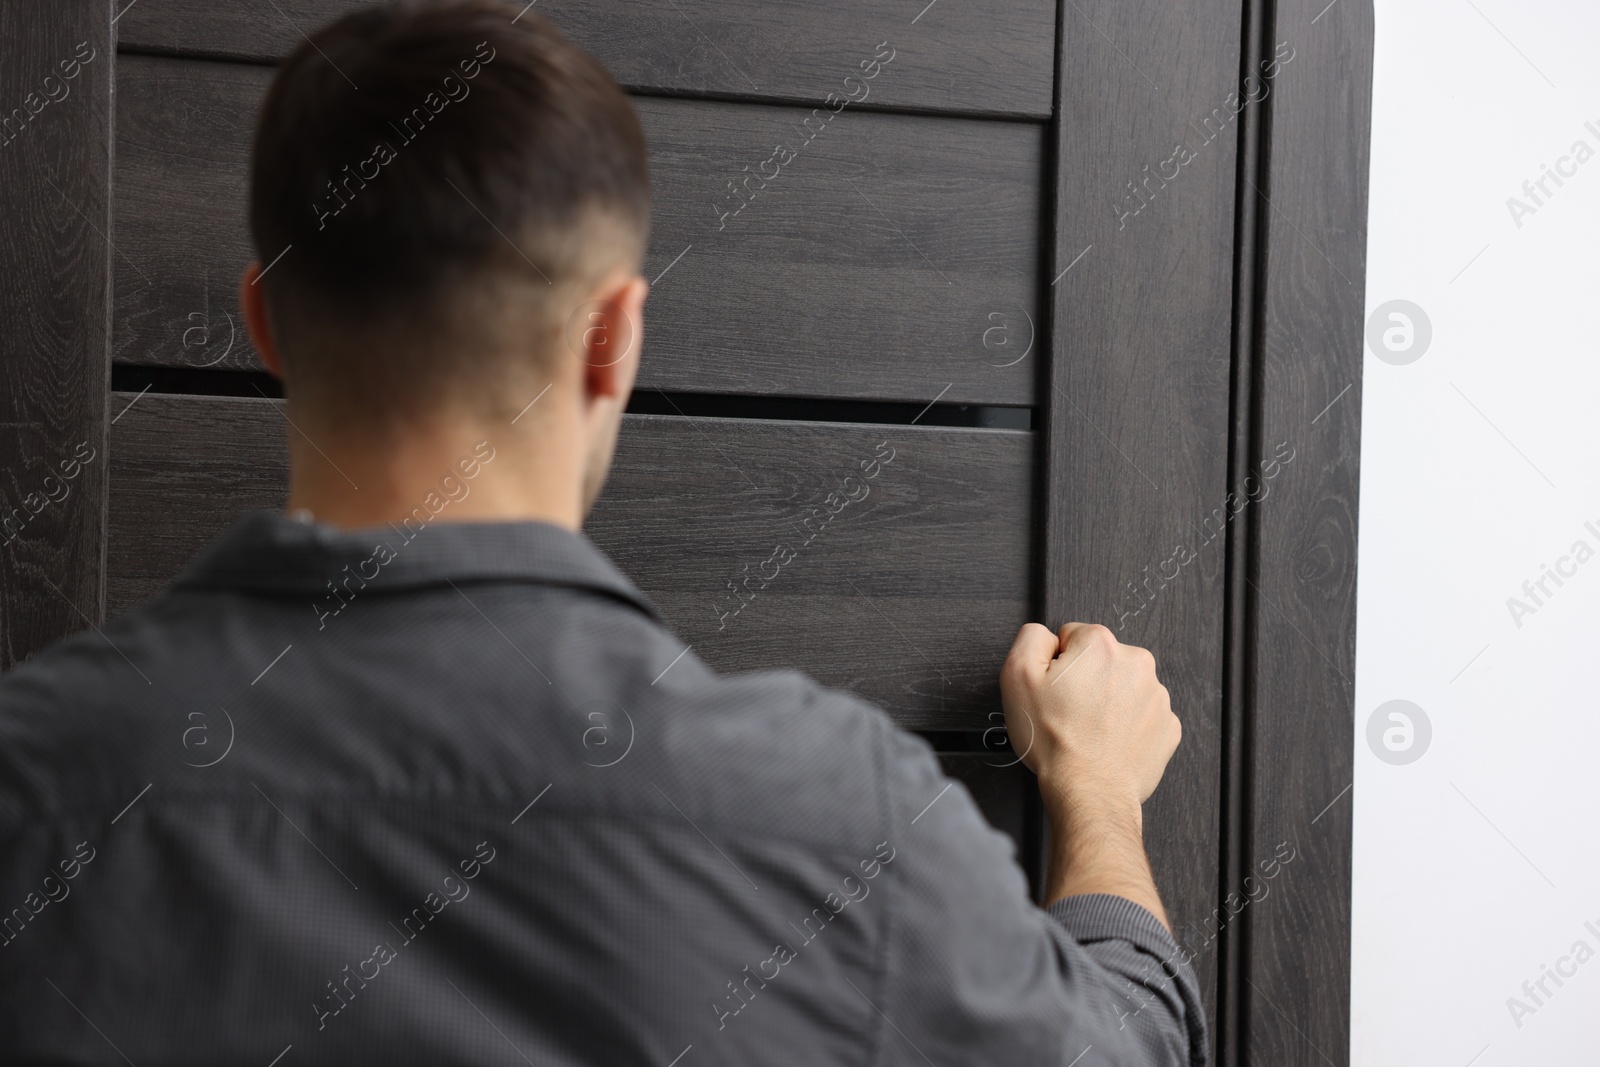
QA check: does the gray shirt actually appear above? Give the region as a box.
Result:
[0,509,1207,1065]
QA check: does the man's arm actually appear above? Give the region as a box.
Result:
[1000,622,1182,929]
[1046,793,1167,926]
[842,620,1203,1066]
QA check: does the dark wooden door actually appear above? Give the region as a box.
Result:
[0,2,1372,1062]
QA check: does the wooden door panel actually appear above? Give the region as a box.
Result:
[0,2,1372,1058]
[107,392,1033,730]
[117,0,1056,118]
[0,1,113,667]
[1045,0,1265,1040]
[1237,3,1372,1062]
[113,53,1042,405]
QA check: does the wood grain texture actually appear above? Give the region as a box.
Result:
[116,0,1055,119]
[1240,2,1372,1064]
[0,3,111,668]
[1045,0,1251,1045]
[107,392,1034,730]
[111,53,1042,406]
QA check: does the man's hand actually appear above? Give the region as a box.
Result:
[1000,622,1181,812]
[999,622,1183,925]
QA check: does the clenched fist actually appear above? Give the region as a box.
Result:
[999,622,1181,818]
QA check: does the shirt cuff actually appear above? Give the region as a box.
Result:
[1046,892,1211,1067]
[1045,892,1181,959]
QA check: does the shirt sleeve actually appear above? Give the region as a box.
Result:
[867,714,1210,1067]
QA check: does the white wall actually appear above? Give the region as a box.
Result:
[1355,1,1600,1062]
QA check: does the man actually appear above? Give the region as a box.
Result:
[0,2,1204,1063]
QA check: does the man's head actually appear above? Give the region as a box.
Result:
[239,0,650,524]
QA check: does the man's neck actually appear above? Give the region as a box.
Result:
[282,416,585,533]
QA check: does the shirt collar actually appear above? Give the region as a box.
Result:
[173,508,664,623]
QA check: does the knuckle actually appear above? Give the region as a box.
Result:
[1084,623,1116,650]
[999,654,1036,692]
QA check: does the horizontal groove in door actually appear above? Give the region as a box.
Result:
[916,729,1017,754]
[628,390,1033,430]
[108,393,1034,730]
[114,0,1055,119]
[112,54,1043,406]
[937,754,1039,884]
[108,365,1034,429]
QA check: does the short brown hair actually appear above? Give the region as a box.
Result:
[249,0,650,420]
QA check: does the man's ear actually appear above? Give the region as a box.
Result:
[238,262,285,379]
[579,273,648,406]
